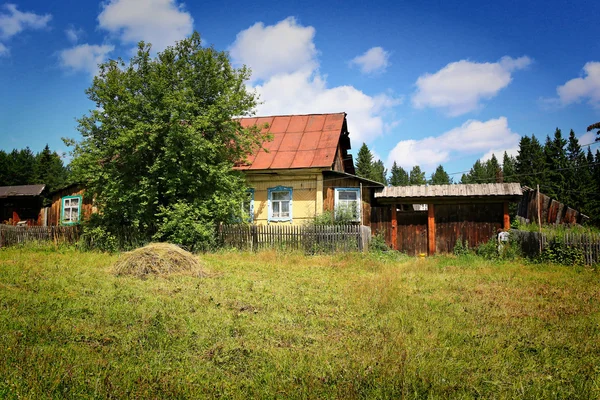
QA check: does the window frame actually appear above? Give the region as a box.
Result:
[243,188,255,223]
[267,186,293,222]
[61,195,83,226]
[334,188,361,222]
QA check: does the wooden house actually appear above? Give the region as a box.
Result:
[45,184,94,226]
[235,113,384,225]
[372,183,522,255]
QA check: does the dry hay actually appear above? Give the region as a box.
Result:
[113,243,206,278]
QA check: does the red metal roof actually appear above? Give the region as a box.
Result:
[235,113,346,170]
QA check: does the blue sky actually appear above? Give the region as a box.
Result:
[1,0,599,179]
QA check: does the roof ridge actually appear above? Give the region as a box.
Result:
[238,112,346,119]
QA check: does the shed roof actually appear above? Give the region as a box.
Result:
[375,183,522,200]
[0,184,46,198]
[235,113,348,171]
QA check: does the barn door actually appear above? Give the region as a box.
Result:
[396,211,428,256]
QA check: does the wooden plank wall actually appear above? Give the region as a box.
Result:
[435,203,503,253]
[370,206,392,246]
[323,177,373,226]
[397,211,428,256]
[47,186,94,226]
[517,189,585,225]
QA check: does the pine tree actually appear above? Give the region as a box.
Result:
[35,144,69,194]
[429,165,452,185]
[543,129,568,201]
[485,154,501,183]
[409,166,426,185]
[0,150,8,186]
[461,160,487,183]
[389,161,409,186]
[7,148,37,185]
[369,159,388,185]
[355,143,374,180]
[515,134,545,189]
[502,152,516,182]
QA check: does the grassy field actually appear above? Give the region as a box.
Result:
[0,245,599,399]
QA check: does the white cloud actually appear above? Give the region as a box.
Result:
[230,17,317,82]
[578,131,596,147]
[231,18,400,144]
[58,44,114,76]
[481,147,518,163]
[0,3,51,39]
[387,117,521,169]
[350,47,390,74]
[98,0,193,51]
[65,26,84,44]
[554,62,600,108]
[412,56,532,116]
[0,4,51,55]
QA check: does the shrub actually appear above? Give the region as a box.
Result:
[153,202,216,252]
[453,237,470,256]
[369,232,390,253]
[538,237,585,266]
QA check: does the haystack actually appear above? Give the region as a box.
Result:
[113,243,206,278]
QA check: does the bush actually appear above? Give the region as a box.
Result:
[538,237,585,266]
[453,237,470,256]
[369,232,390,253]
[153,202,216,252]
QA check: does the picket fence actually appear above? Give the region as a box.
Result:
[0,225,81,248]
[219,224,371,253]
[512,229,600,265]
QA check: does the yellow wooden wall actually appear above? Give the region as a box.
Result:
[246,172,323,225]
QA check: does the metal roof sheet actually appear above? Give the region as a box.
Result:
[0,184,46,198]
[375,183,522,199]
[235,113,346,170]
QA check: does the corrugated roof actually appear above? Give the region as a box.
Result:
[235,113,346,170]
[0,184,46,198]
[375,183,522,199]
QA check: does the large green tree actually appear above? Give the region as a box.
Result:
[389,161,409,186]
[68,33,265,250]
[35,145,69,195]
[371,159,388,185]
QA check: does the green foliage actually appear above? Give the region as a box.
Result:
[355,143,387,184]
[68,33,264,250]
[389,161,409,186]
[475,237,520,261]
[429,164,452,185]
[409,165,426,185]
[311,208,357,226]
[355,143,374,179]
[453,237,471,256]
[369,232,390,252]
[153,202,216,252]
[371,159,388,185]
[538,237,585,266]
[0,145,69,192]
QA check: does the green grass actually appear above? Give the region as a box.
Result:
[1,244,599,399]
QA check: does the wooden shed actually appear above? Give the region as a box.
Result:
[0,184,46,226]
[372,183,522,255]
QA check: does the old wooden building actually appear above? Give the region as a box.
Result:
[0,184,46,226]
[372,183,522,255]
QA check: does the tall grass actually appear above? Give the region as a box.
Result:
[1,244,599,398]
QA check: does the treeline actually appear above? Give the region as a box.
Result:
[461,128,600,224]
[355,143,452,186]
[0,145,70,194]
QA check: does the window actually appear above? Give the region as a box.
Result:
[334,188,361,222]
[243,189,255,222]
[268,186,292,222]
[61,195,82,225]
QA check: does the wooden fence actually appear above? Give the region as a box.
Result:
[511,229,600,265]
[0,224,81,248]
[219,224,371,253]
